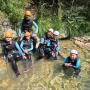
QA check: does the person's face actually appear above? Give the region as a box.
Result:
[26,36,30,40]
[54,35,59,39]
[47,31,53,37]
[70,53,78,60]
[5,37,12,42]
[25,16,32,20]
[47,31,52,35]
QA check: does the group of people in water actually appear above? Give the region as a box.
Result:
[1,9,81,78]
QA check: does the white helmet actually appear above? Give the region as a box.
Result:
[32,33,37,37]
[48,28,54,33]
[53,31,59,36]
[70,49,78,55]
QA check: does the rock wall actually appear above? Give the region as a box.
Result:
[0,12,17,40]
[73,37,90,51]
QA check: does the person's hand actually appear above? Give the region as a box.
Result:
[36,43,39,49]
[64,63,72,67]
[23,55,27,59]
[69,63,73,67]
[24,50,28,54]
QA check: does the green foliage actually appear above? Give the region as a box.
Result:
[38,16,64,37]
[38,17,51,36]
[0,0,26,25]
[62,6,90,38]
[37,0,64,36]
[0,0,90,38]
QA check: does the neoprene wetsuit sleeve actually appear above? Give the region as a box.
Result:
[28,42,33,52]
[15,42,24,56]
[1,42,8,63]
[72,59,80,69]
[18,21,23,37]
[64,58,68,64]
[20,41,25,52]
[33,21,38,34]
[18,28,22,37]
[1,42,7,56]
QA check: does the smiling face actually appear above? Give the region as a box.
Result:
[5,37,12,42]
[25,35,30,40]
[25,15,31,20]
[70,53,78,60]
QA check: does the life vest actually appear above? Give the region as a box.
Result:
[22,18,33,32]
[23,38,33,50]
[67,57,78,66]
[50,39,58,48]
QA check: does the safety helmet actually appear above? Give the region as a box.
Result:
[25,32,30,36]
[70,49,78,55]
[24,10,32,17]
[48,28,54,33]
[53,31,59,36]
[4,31,13,38]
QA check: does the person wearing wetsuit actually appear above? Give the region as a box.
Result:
[63,49,81,76]
[20,32,33,72]
[2,31,25,77]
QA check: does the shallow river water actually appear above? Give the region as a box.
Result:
[0,40,90,90]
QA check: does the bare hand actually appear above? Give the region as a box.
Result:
[64,63,72,67]
[23,55,27,59]
[24,50,28,54]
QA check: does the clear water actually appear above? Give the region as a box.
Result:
[0,40,90,90]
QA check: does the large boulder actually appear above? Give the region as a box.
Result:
[74,40,85,48]
[84,43,90,50]
[74,36,90,51]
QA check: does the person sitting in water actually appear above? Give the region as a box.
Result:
[20,32,33,72]
[2,31,25,77]
[38,28,54,58]
[44,28,54,40]
[50,31,61,60]
[63,49,81,77]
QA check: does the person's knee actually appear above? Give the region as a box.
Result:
[75,68,81,72]
[7,54,13,60]
[62,64,67,70]
[74,68,81,75]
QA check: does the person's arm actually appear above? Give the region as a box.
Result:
[20,41,25,52]
[1,42,8,63]
[18,28,22,37]
[72,59,80,69]
[40,37,45,44]
[64,58,68,64]
[33,21,38,34]
[56,46,60,52]
[63,58,73,67]
[15,42,24,56]
[18,21,23,37]
[27,42,33,52]
[1,43,6,56]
